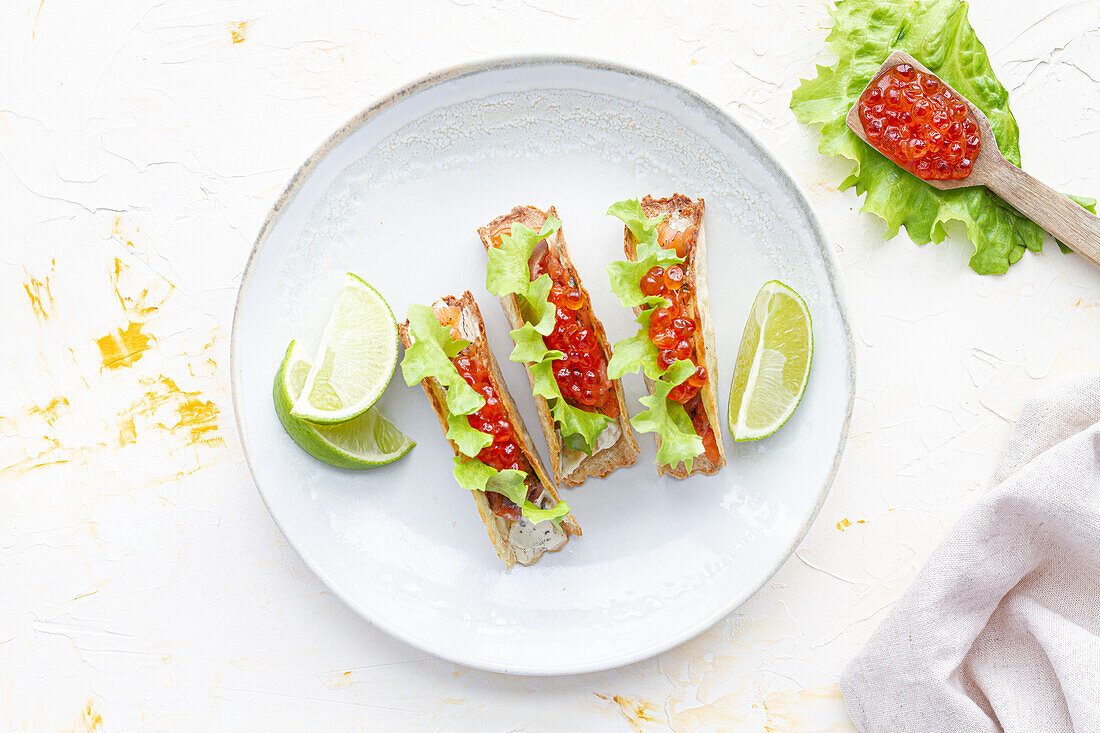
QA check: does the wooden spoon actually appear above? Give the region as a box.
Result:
[847,50,1100,267]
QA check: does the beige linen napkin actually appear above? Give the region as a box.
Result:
[842,371,1100,732]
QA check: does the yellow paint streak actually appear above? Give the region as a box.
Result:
[80,699,103,732]
[174,383,221,447]
[595,693,664,731]
[23,270,54,321]
[32,0,46,38]
[95,256,178,369]
[117,414,137,446]
[111,215,137,248]
[96,321,153,369]
[67,589,99,603]
[121,376,223,449]
[836,518,865,531]
[112,258,165,317]
[762,684,853,732]
[228,20,251,44]
[323,670,355,689]
[188,357,218,379]
[0,439,71,476]
[27,396,69,427]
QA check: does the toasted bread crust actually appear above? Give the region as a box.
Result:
[477,205,639,487]
[625,195,727,478]
[398,292,579,568]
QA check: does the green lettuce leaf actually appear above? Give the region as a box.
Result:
[606,259,672,310]
[517,273,557,336]
[630,359,704,471]
[485,218,560,297]
[606,310,662,381]
[605,200,680,307]
[527,360,561,401]
[606,199,664,250]
[510,322,564,364]
[561,432,591,455]
[451,457,571,524]
[550,398,613,457]
[400,304,484,415]
[520,500,573,525]
[607,200,678,263]
[407,303,468,358]
[790,0,1095,274]
[451,455,499,493]
[485,215,611,455]
[445,413,492,458]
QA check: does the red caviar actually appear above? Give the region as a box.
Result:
[493,225,618,419]
[643,223,707,407]
[687,395,721,463]
[858,63,981,180]
[452,351,538,521]
[640,221,715,457]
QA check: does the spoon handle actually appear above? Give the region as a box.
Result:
[984,161,1100,267]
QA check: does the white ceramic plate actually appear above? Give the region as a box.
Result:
[232,57,854,675]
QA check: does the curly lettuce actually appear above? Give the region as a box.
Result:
[606,200,704,471]
[485,217,612,455]
[400,304,484,416]
[445,413,492,457]
[631,359,704,472]
[451,457,571,524]
[401,302,568,525]
[791,0,1095,274]
[605,200,679,308]
[607,310,662,381]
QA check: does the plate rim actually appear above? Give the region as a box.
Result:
[230,54,856,675]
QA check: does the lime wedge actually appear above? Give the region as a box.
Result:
[729,281,813,441]
[289,273,398,423]
[274,341,414,468]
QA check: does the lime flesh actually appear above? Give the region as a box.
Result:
[729,281,813,441]
[275,341,414,468]
[289,273,399,424]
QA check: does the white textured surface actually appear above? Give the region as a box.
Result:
[3,0,1098,729]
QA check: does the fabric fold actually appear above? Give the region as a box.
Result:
[842,372,1100,733]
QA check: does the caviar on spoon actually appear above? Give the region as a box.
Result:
[845,50,1100,267]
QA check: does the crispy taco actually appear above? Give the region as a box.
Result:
[477,205,639,487]
[605,195,726,477]
[398,291,581,567]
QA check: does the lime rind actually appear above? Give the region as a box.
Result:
[275,341,414,469]
[289,273,399,424]
[729,281,813,442]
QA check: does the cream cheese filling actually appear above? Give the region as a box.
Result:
[507,487,567,565]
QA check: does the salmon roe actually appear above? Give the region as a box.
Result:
[688,395,721,464]
[643,223,707,406]
[642,221,719,464]
[453,351,539,521]
[858,63,981,180]
[493,225,618,419]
